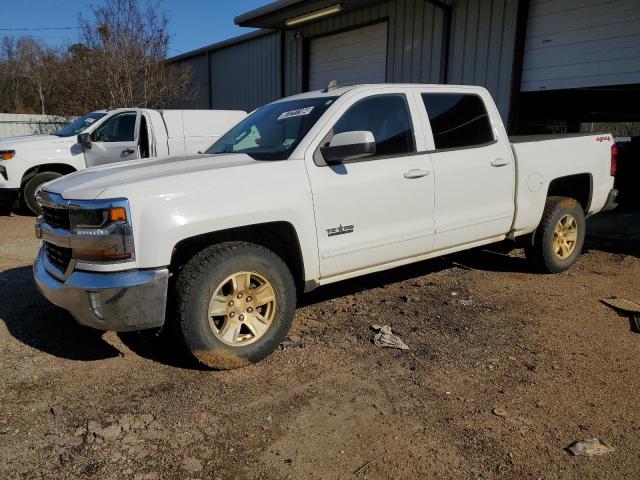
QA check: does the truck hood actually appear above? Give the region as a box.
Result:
[0,134,76,149]
[44,153,261,200]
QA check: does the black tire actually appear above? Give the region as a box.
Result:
[174,241,296,370]
[525,196,586,273]
[22,171,63,215]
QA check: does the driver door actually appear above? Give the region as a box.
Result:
[305,89,436,279]
[84,111,140,167]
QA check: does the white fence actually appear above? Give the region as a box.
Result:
[0,113,72,138]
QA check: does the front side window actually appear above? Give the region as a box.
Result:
[206,97,337,161]
[421,93,494,150]
[333,94,416,158]
[93,112,137,142]
[56,112,107,137]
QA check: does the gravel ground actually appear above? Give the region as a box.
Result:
[1,210,639,480]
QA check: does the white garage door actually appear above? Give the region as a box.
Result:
[308,22,388,91]
[521,0,640,91]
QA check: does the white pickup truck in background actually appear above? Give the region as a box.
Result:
[33,83,618,370]
[0,108,246,214]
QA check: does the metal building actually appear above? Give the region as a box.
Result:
[169,0,640,133]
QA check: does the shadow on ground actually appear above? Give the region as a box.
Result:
[0,266,121,361]
[1,210,637,367]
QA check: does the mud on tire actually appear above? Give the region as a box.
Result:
[174,241,296,370]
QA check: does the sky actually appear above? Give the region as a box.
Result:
[2,0,269,58]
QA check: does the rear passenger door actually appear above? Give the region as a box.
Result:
[416,89,515,250]
[305,89,436,279]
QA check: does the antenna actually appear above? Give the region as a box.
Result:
[323,80,338,93]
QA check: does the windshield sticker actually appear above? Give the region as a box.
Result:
[278,106,314,120]
[85,118,96,124]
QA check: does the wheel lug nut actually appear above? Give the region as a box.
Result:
[246,296,252,302]
[228,301,234,306]
[239,314,245,321]
[229,312,235,318]
[247,307,253,313]
[237,293,243,299]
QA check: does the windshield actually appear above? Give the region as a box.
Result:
[206,97,338,160]
[56,112,107,137]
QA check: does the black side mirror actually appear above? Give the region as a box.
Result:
[77,133,92,149]
[320,131,376,164]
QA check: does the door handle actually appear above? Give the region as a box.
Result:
[122,148,135,155]
[404,168,431,179]
[491,158,511,167]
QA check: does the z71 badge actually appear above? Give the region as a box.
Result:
[326,224,354,237]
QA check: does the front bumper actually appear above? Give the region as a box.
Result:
[34,248,169,331]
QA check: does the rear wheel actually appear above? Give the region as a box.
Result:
[525,196,586,273]
[22,171,63,215]
[174,241,296,369]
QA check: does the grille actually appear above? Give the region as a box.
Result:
[45,242,72,272]
[42,206,70,230]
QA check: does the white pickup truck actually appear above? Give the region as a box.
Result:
[0,108,246,214]
[33,83,618,369]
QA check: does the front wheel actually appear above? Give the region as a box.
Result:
[525,196,586,273]
[22,171,63,215]
[174,241,296,370]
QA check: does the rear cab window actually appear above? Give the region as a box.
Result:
[421,93,494,150]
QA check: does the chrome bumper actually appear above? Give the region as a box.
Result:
[34,248,169,331]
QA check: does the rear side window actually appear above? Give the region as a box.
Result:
[333,94,416,158]
[421,93,494,150]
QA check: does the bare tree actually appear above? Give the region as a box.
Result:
[75,0,191,110]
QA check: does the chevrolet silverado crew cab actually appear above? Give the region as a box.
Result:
[0,108,246,214]
[33,84,618,370]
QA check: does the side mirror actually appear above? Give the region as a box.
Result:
[321,131,376,164]
[77,133,92,149]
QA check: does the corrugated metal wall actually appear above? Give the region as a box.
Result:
[284,0,447,95]
[209,32,282,112]
[447,0,520,122]
[173,31,282,112]
[178,53,210,109]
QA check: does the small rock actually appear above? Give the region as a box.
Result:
[140,414,154,425]
[492,407,508,417]
[99,424,122,442]
[182,456,203,473]
[567,438,614,457]
[74,427,87,437]
[87,421,101,434]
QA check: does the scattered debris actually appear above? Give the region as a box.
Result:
[602,298,640,332]
[353,449,388,475]
[279,337,305,349]
[370,325,409,350]
[492,407,508,417]
[567,438,614,457]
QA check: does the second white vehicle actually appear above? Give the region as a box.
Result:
[0,108,246,214]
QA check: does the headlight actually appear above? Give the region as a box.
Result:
[69,202,134,262]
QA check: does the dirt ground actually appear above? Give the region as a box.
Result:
[1,210,639,480]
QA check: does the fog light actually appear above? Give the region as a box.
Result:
[88,292,103,319]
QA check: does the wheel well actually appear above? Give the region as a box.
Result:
[547,173,592,212]
[170,222,305,294]
[21,164,77,188]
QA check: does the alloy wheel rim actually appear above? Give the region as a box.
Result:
[552,214,578,260]
[208,271,276,346]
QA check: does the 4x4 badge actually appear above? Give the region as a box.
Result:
[326,224,354,237]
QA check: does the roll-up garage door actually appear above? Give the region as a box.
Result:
[308,22,388,91]
[521,0,640,92]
